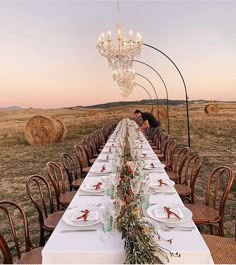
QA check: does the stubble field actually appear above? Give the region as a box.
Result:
[0,102,235,260]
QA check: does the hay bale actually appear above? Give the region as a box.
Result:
[25,115,66,145]
[204,104,219,114]
[152,106,167,121]
[88,110,99,117]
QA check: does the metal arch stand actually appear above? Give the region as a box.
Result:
[135,72,160,119]
[143,43,191,147]
[134,59,169,134]
[135,83,154,112]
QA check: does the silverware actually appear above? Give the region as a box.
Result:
[151,191,176,195]
[60,229,97,233]
[157,224,194,231]
[78,193,104,196]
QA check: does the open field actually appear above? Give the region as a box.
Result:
[0,102,235,260]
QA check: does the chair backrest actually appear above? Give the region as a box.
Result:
[74,144,89,170]
[26,175,58,229]
[206,166,234,218]
[164,139,177,170]
[0,233,12,264]
[173,147,191,176]
[46,161,67,200]
[83,139,93,160]
[60,153,79,190]
[182,154,203,203]
[0,200,31,262]
[159,134,170,154]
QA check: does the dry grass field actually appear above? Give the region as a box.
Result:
[0,102,235,260]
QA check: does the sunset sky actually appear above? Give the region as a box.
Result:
[0,0,235,109]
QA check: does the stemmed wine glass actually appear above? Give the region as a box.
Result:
[99,204,112,241]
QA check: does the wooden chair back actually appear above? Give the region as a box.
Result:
[60,153,79,191]
[74,144,89,170]
[206,166,234,218]
[182,154,203,203]
[0,201,31,262]
[173,147,191,179]
[163,139,177,171]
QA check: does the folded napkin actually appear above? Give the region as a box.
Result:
[71,209,99,222]
[144,162,165,170]
[153,207,184,219]
[98,154,111,161]
[84,182,104,191]
[90,163,112,174]
[151,179,170,187]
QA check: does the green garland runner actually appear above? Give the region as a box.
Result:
[116,140,169,264]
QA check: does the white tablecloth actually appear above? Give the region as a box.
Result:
[42,123,214,264]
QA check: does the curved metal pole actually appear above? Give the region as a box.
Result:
[135,83,153,112]
[134,59,169,134]
[135,73,159,119]
[143,43,190,147]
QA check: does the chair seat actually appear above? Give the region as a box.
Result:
[93,153,99,158]
[175,184,191,196]
[202,234,236,264]
[89,158,96,164]
[185,204,219,224]
[153,149,161,154]
[82,167,91,173]
[44,211,64,231]
[59,191,76,206]
[167,171,180,181]
[18,247,43,264]
[72,178,84,188]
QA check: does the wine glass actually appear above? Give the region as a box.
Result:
[99,205,112,241]
[110,198,121,234]
[130,179,141,195]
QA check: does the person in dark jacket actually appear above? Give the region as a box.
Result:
[134,109,160,138]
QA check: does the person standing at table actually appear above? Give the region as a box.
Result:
[134,109,160,138]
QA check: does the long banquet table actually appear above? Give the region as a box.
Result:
[42,120,214,264]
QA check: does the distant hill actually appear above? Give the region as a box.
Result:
[0,106,22,110]
[83,99,210,109]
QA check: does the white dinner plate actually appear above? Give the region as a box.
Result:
[143,162,165,170]
[63,207,100,227]
[149,179,175,190]
[80,182,104,193]
[147,204,193,224]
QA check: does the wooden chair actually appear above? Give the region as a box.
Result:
[83,138,96,165]
[202,220,236,264]
[74,144,91,177]
[175,154,203,203]
[160,139,176,170]
[26,175,64,246]
[60,152,84,191]
[46,161,76,208]
[166,147,190,183]
[0,200,42,264]
[185,166,234,236]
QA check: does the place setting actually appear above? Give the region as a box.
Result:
[142,160,166,172]
[78,177,105,196]
[89,162,112,175]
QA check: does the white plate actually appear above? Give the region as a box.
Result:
[63,207,101,227]
[80,182,104,193]
[149,179,175,190]
[147,204,192,224]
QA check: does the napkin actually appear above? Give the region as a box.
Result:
[71,209,99,222]
[84,182,104,191]
[144,162,165,170]
[153,207,184,219]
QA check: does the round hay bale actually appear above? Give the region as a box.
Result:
[152,106,167,121]
[25,115,66,145]
[54,118,67,142]
[88,110,99,117]
[204,104,218,114]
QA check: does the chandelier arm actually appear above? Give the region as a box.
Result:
[135,83,153,113]
[135,72,159,119]
[143,42,190,147]
[134,59,169,134]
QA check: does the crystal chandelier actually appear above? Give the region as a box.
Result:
[96,1,142,71]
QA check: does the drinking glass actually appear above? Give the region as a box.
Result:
[110,198,121,234]
[140,193,150,212]
[99,205,112,241]
[130,179,141,195]
[139,179,150,194]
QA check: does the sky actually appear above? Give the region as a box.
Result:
[0,0,235,109]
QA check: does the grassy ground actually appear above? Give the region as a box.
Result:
[0,102,235,261]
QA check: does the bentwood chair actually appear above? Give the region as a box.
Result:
[160,139,176,170]
[74,144,91,178]
[201,220,236,264]
[185,166,234,237]
[174,154,203,203]
[166,147,190,183]
[46,161,76,208]
[26,175,64,246]
[0,200,42,264]
[60,152,84,191]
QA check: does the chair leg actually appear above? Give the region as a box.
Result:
[39,227,45,247]
[219,220,224,237]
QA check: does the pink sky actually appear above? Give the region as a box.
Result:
[0,1,235,108]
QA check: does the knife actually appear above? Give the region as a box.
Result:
[60,229,97,233]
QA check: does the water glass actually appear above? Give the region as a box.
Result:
[130,179,141,195]
[140,193,150,211]
[139,179,150,194]
[99,205,112,241]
